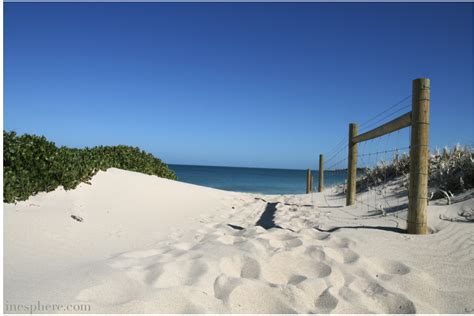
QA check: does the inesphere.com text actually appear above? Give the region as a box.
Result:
[4,301,91,313]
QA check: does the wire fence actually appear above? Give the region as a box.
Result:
[354,129,411,215]
[319,94,414,212]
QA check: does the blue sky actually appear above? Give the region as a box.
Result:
[4,3,473,169]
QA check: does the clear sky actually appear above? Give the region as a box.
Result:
[4,3,473,169]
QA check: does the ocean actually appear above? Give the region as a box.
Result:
[168,164,347,195]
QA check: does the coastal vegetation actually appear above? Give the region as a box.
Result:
[3,131,177,203]
[357,145,474,198]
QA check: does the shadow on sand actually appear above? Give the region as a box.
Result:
[314,225,406,234]
[227,224,245,231]
[227,201,291,231]
[256,202,283,230]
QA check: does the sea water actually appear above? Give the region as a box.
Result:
[168,164,346,195]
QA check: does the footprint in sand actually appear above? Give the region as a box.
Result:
[363,258,411,278]
[226,279,297,313]
[304,245,326,261]
[219,255,261,279]
[379,260,411,275]
[213,274,242,300]
[142,262,164,284]
[315,288,339,313]
[151,259,209,288]
[261,251,332,285]
[256,231,305,250]
[287,274,308,285]
[267,237,304,249]
[214,232,246,245]
[342,249,360,264]
[329,237,355,249]
[350,278,416,313]
[325,247,360,264]
[295,278,328,303]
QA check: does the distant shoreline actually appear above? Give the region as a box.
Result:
[169,163,362,173]
[168,164,347,195]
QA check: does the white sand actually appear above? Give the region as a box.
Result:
[4,168,474,313]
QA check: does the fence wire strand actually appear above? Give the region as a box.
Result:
[358,95,412,130]
[321,94,414,218]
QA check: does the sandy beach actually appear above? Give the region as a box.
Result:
[3,168,474,313]
[4,1,473,314]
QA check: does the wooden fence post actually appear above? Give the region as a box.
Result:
[306,169,312,193]
[408,78,430,234]
[318,154,324,192]
[346,123,358,206]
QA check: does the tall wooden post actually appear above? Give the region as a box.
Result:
[408,78,430,234]
[346,123,358,206]
[318,154,324,192]
[306,169,312,193]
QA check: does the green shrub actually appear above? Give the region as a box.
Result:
[3,131,177,203]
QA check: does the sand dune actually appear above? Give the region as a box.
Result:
[4,168,474,313]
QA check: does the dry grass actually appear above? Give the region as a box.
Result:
[356,144,474,199]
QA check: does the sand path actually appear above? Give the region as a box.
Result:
[4,168,474,313]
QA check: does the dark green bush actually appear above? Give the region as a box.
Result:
[3,131,177,203]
